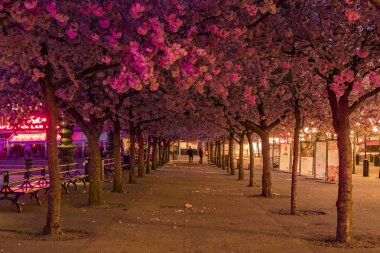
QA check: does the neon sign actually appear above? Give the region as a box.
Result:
[8,133,61,142]
[0,116,48,131]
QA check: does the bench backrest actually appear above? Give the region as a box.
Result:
[1,167,49,191]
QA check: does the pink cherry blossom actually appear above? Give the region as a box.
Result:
[91,33,100,42]
[341,70,355,83]
[80,7,91,15]
[204,74,213,81]
[234,65,243,72]
[225,61,233,70]
[248,96,256,105]
[9,77,18,84]
[196,49,207,56]
[93,7,105,17]
[24,0,37,10]
[129,41,140,54]
[353,81,362,90]
[345,9,361,21]
[100,20,110,29]
[330,83,344,96]
[212,68,221,75]
[318,63,329,74]
[112,31,122,39]
[369,71,380,87]
[167,14,183,32]
[228,73,240,83]
[102,56,112,64]
[245,4,258,17]
[131,3,145,19]
[281,62,291,69]
[150,82,159,92]
[32,68,45,81]
[66,29,77,39]
[105,3,113,11]
[333,74,344,84]
[37,57,47,66]
[356,49,369,58]
[137,22,150,35]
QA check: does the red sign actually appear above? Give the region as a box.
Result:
[0,116,48,131]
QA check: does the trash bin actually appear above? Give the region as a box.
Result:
[363,159,369,177]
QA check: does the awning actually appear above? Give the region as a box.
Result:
[357,140,380,146]
[72,132,87,142]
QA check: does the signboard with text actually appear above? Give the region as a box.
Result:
[0,116,48,131]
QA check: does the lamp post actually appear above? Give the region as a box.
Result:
[363,134,369,177]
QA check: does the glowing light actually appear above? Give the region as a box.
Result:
[0,116,49,131]
[8,133,60,142]
[26,116,47,124]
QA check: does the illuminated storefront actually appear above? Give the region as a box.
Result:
[0,116,108,158]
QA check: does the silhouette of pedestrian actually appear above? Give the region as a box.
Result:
[199,148,203,164]
[188,147,194,163]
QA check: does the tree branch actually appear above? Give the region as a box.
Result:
[349,87,380,114]
[54,63,120,88]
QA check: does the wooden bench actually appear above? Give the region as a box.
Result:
[0,167,50,212]
[103,158,130,179]
[59,163,88,194]
[103,158,116,178]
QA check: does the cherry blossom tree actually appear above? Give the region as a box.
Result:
[277,0,380,242]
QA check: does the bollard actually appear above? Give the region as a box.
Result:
[356,154,360,165]
[363,159,369,177]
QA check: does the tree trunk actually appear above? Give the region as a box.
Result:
[210,143,214,164]
[146,136,152,174]
[221,138,225,170]
[152,138,158,170]
[215,141,219,167]
[291,111,301,214]
[261,131,272,197]
[226,140,230,174]
[247,132,254,187]
[218,140,222,168]
[129,125,137,183]
[335,112,353,242]
[158,141,163,166]
[43,84,62,235]
[87,132,103,205]
[238,134,244,180]
[229,132,235,175]
[137,127,145,177]
[112,120,123,193]
[215,141,219,166]
[215,140,220,168]
[163,142,167,164]
[168,143,171,162]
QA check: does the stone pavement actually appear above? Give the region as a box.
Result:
[0,161,379,253]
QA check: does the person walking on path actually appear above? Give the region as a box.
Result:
[199,148,203,164]
[188,147,194,163]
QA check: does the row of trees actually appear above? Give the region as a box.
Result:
[0,0,379,244]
